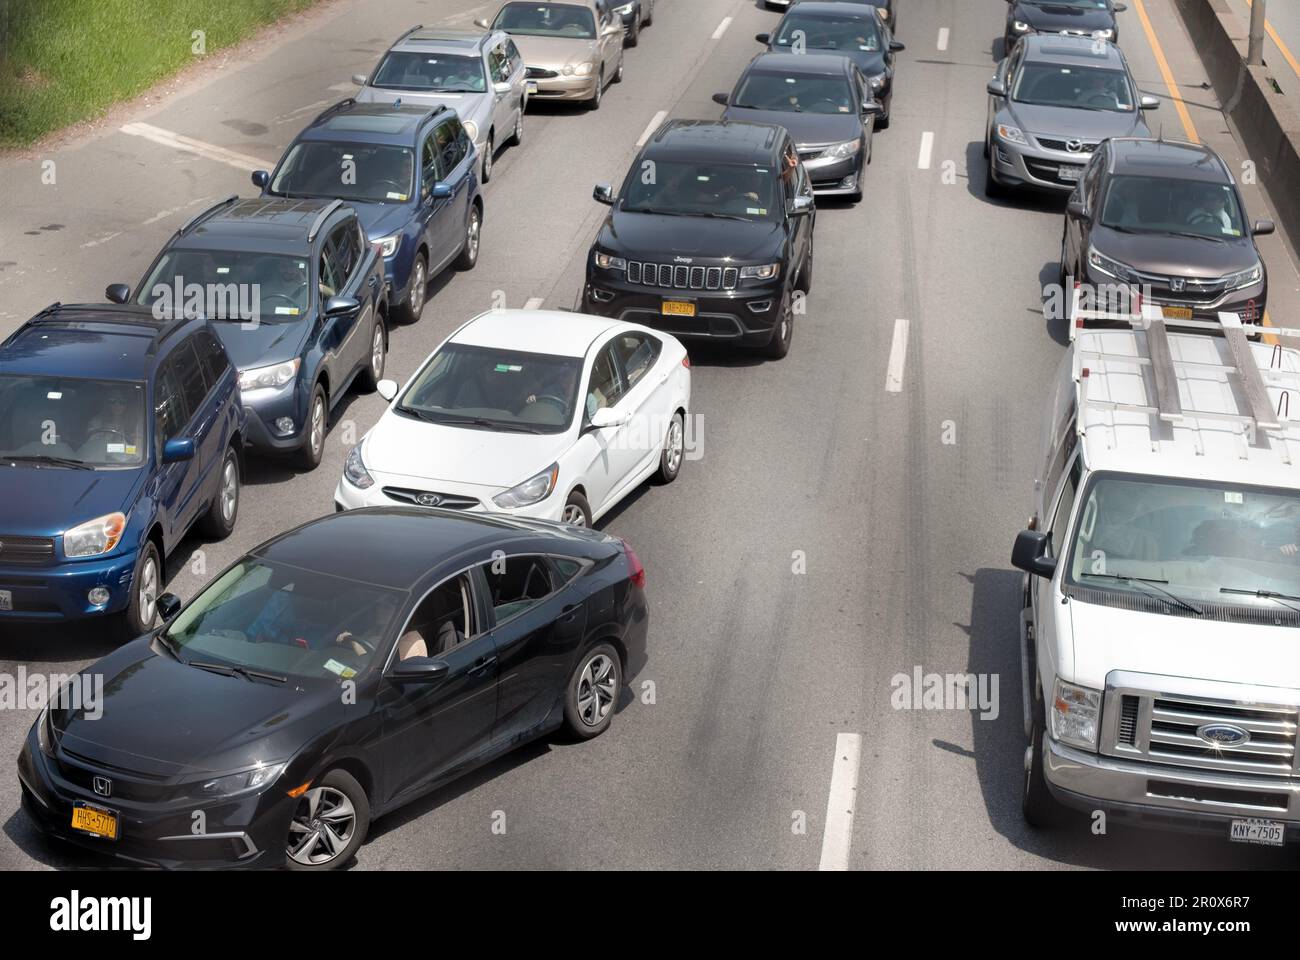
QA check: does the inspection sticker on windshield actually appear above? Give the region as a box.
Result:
[323,659,357,679]
[106,443,125,454]
[747,208,767,216]
[386,192,408,201]
[1225,491,1244,504]
[274,307,300,315]
[494,364,523,373]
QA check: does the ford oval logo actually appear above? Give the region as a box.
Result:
[1197,723,1250,747]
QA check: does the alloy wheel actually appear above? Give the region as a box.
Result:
[665,417,683,475]
[370,325,384,379]
[287,786,357,866]
[138,555,158,629]
[562,503,587,526]
[576,654,617,727]
[220,459,238,525]
[409,260,426,316]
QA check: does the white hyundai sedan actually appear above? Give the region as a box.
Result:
[334,309,691,526]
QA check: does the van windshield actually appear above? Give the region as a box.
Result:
[1066,474,1300,608]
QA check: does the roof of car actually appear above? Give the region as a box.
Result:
[1105,138,1229,182]
[300,100,446,146]
[393,27,491,51]
[748,52,855,75]
[450,309,623,358]
[1023,34,1125,67]
[171,197,346,255]
[0,304,201,379]
[787,2,884,13]
[646,119,785,164]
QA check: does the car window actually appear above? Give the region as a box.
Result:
[154,359,189,447]
[172,339,208,420]
[493,2,597,39]
[394,574,477,661]
[772,13,882,52]
[586,346,625,418]
[370,51,487,93]
[1099,175,1245,238]
[1012,64,1135,113]
[505,39,522,72]
[1046,456,1081,558]
[732,71,857,115]
[434,119,462,173]
[327,221,360,287]
[480,555,556,624]
[488,44,510,83]
[612,333,661,390]
[270,141,414,204]
[550,556,583,584]
[194,330,230,389]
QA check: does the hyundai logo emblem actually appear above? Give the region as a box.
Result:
[1170,278,1186,293]
[1066,139,1084,153]
[1196,723,1250,747]
[416,493,442,507]
[93,776,113,797]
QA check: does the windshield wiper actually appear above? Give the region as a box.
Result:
[188,660,286,684]
[1221,587,1300,614]
[621,207,693,217]
[154,632,185,663]
[1080,572,1204,615]
[395,405,444,423]
[1166,231,1230,244]
[1,454,93,470]
[695,212,751,221]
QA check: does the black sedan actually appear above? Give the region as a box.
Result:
[17,508,648,869]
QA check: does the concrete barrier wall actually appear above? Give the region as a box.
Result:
[1175,0,1300,255]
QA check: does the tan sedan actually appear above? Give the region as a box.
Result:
[478,0,625,109]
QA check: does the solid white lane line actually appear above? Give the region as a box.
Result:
[328,82,356,92]
[712,17,733,41]
[818,733,863,871]
[119,122,274,172]
[917,131,934,170]
[937,27,950,52]
[885,318,909,393]
[523,297,545,309]
[637,110,669,147]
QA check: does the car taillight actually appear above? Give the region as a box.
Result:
[621,539,645,589]
[682,354,691,368]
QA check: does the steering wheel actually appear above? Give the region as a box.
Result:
[83,428,128,447]
[808,97,843,112]
[1187,212,1218,227]
[531,394,569,415]
[372,178,406,196]
[258,293,302,313]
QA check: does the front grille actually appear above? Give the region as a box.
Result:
[57,747,170,802]
[626,261,738,291]
[0,535,56,567]
[1134,270,1230,305]
[1035,137,1097,154]
[382,487,479,510]
[1118,694,1140,746]
[525,66,557,79]
[1025,158,1085,186]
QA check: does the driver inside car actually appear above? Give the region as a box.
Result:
[81,386,143,461]
[1186,189,1234,233]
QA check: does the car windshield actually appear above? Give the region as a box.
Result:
[621,160,782,221]
[270,141,415,203]
[1100,176,1245,238]
[1013,64,1134,112]
[136,250,310,322]
[0,374,146,467]
[164,559,406,681]
[733,72,857,115]
[398,343,583,434]
[1066,475,1300,607]
[370,51,487,92]
[773,14,882,52]
[494,2,596,39]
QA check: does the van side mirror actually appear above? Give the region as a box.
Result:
[105,283,131,304]
[712,92,729,106]
[162,438,196,464]
[251,169,270,189]
[1253,219,1276,236]
[1012,530,1057,579]
[755,33,771,44]
[987,79,1007,97]
[593,183,615,205]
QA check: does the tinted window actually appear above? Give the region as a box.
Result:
[612,333,661,389]
[481,555,556,623]
[1013,64,1135,112]
[195,330,230,388]
[270,141,415,203]
[733,71,857,115]
[586,346,625,418]
[1100,175,1245,238]
[772,13,882,52]
[0,374,146,467]
[433,119,463,172]
[172,340,208,420]
[136,249,309,321]
[622,159,780,221]
[155,361,188,446]
[327,221,360,286]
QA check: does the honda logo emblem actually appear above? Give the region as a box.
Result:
[93,776,112,797]
[1170,278,1186,293]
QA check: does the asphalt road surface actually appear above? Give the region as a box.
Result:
[1,0,1299,870]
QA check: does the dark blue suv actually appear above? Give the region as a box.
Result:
[0,304,243,637]
[250,100,483,324]
[110,196,389,470]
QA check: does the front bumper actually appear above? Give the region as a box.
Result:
[583,271,785,345]
[1081,264,1267,323]
[334,472,567,522]
[990,137,1090,194]
[18,728,287,869]
[0,551,136,622]
[525,71,599,101]
[241,385,310,454]
[1045,738,1300,841]
[799,149,865,196]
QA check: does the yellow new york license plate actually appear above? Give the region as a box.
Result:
[1162,306,1194,320]
[661,300,696,317]
[71,802,118,839]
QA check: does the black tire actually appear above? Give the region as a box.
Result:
[877,92,892,129]
[563,642,622,739]
[643,0,652,26]
[588,69,604,109]
[284,768,370,871]
[298,384,327,471]
[626,20,639,46]
[614,55,625,83]
[397,253,427,323]
[1023,699,1064,828]
[358,316,386,392]
[657,411,684,484]
[795,242,813,294]
[481,133,494,184]
[197,446,240,539]
[454,204,481,270]
[763,290,794,360]
[983,127,991,159]
[120,540,162,641]
[510,104,524,146]
[561,490,593,527]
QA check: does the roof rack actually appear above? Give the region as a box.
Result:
[310,98,357,127]
[307,199,344,241]
[1067,283,1296,341]
[177,194,239,237]
[394,23,424,43]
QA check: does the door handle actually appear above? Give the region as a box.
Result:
[469,654,497,675]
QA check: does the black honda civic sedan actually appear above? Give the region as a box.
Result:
[18,508,648,869]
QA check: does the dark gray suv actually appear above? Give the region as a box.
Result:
[1060,138,1275,325]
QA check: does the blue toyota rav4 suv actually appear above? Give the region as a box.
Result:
[0,304,242,637]
[110,196,389,470]
[250,100,483,324]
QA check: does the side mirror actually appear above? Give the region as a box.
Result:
[251,169,270,189]
[862,100,884,116]
[1139,94,1160,110]
[1066,199,1089,222]
[1011,530,1057,579]
[712,92,729,106]
[494,81,512,95]
[388,657,451,684]
[1253,219,1276,236]
[589,406,629,429]
[790,195,815,216]
[431,182,453,199]
[987,78,1007,97]
[162,438,195,464]
[325,295,360,316]
[156,593,183,624]
[474,17,491,29]
[755,32,771,44]
[1113,2,1128,12]
[593,183,615,205]
[352,73,368,86]
[377,379,399,402]
[889,41,906,52]
[105,283,131,304]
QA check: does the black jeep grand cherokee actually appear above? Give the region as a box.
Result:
[583,119,815,360]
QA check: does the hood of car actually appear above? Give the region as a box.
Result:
[510,34,600,70]
[1005,101,1148,141]
[1091,225,1260,277]
[356,86,492,132]
[52,638,346,778]
[0,462,143,537]
[1013,2,1116,33]
[602,211,784,260]
[364,410,575,489]
[770,44,886,78]
[209,318,310,372]
[353,201,415,241]
[721,106,863,148]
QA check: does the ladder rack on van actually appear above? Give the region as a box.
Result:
[1066,282,1300,342]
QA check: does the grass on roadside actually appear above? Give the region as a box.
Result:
[0,0,320,148]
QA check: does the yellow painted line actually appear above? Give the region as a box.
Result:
[1245,0,1300,79]
[1264,309,1277,346]
[1132,0,1200,142]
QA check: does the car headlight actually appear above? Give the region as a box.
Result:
[822,138,863,160]
[1087,245,1136,282]
[867,73,886,92]
[740,263,780,281]
[343,443,374,490]
[1092,28,1114,40]
[1223,262,1263,290]
[493,463,559,509]
[574,62,595,77]
[1013,20,1032,33]
[194,762,287,799]
[372,234,400,258]
[561,64,576,76]
[64,512,127,558]
[995,123,1027,145]
[239,358,301,392]
[36,705,54,758]
[462,120,479,143]
[594,251,627,271]
[1050,679,1102,750]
